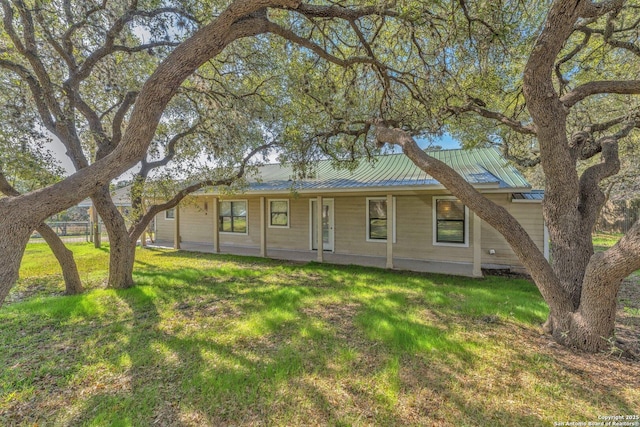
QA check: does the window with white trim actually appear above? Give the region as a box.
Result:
[219,200,248,233]
[366,197,396,242]
[433,197,468,246]
[165,208,175,220]
[269,199,289,228]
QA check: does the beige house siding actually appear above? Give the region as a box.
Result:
[154,191,544,273]
[156,210,175,241]
[479,194,545,267]
[333,195,385,257]
[264,197,309,251]
[177,201,214,244]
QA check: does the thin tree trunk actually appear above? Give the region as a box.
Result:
[35,223,84,295]
[91,186,135,289]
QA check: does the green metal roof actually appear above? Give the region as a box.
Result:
[246,147,531,192]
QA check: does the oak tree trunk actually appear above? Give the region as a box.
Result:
[35,224,84,295]
[0,173,84,295]
[377,125,640,353]
[0,217,33,305]
[91,186,135,289]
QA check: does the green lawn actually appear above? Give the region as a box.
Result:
[592,232,624,252]
[1,243,638,426]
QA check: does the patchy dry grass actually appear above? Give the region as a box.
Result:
[1,243,638,426]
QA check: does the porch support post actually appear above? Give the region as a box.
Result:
[260,197,267,257]
[92,206,101,248]
[543,223,550,261]
[174,203,181,250]
[212,197,219,253]
[386,194,393,269]
[141,197,147,247]
[88,207,93,243]
[316,195,323,262]
[472,211,482,277]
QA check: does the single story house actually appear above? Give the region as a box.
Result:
[154,148,547,277]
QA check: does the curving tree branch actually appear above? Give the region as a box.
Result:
[129,141,276,241]
[561,80,640,108]
[445,101,537,135]
[0,171,83,295]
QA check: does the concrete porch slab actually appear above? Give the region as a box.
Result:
[149,240,477,277]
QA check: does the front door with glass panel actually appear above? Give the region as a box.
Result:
[310,199,334,251]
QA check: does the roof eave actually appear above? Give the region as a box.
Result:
[198,182,532,196]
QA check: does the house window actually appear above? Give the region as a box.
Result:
[269,200,289,228]
[433,197,468,246]
[219,200,248,233]
[366,197,396,242]
[165,208,175,220]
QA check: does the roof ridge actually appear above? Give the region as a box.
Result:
[258,147,496,167]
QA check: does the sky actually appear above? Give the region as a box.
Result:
[49,132,462,178]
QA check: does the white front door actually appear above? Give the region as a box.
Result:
[310,199,334,251]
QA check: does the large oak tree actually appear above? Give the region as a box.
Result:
[0,0,296,303]
[0,0,399,303]
[276,0,640,352]
[384,0,640,353]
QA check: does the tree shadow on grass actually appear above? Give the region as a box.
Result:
[3,257,639,425]
[59,281,358,425]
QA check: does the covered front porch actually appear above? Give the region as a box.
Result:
[150,195,487,277]
[148,240,477,277]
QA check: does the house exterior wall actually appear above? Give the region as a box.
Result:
[177,201,214,244]
[480,194,545,268]
[265,198,309,251]
[155,209,174,241]
[154,191,544,273]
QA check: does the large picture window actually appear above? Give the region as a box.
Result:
[433,197,468,246]
[269,200,289,228]
[366,197,396,242]
[219,200,247,233]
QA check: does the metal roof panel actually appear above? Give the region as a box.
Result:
[244,147,531,192]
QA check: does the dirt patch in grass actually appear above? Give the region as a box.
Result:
[484,268,640,360]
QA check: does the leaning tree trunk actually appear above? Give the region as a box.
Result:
[0,172,84,295]
[0,0,301,307]
[0,217,33,305]
[376,125,640,353]
[91,186,135,289]
[35,224,84,295]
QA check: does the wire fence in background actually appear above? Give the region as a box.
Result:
[29,221,109,244]
[596,203,640,234]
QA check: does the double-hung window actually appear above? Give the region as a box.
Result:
[269,200,289,228]
[433,197,468,246]
[219,200,248,233]
[366,197,396,242]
